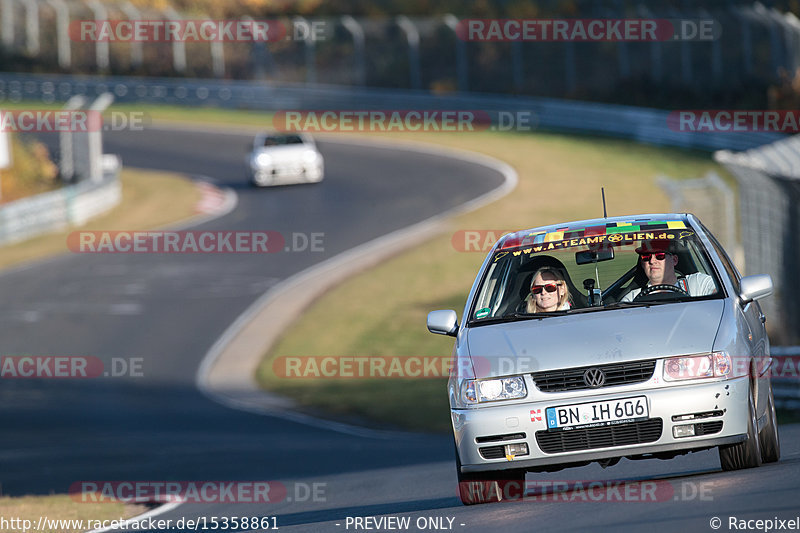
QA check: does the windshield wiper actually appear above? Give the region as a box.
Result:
[600,300,677,310]
[469,315,525,326]
[471,311,568,325]
[552,301,663,315]
[507,311,570,319]
[601,301,654,310]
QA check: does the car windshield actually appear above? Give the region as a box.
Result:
[470,219,723,322]
[262,135,304,147]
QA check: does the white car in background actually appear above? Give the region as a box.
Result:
[247,132,324,186]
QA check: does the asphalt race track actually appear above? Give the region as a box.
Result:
[1,127,798,533]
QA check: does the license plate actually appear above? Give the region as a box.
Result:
[546,396,648,431]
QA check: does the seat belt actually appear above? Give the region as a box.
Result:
[677,277,689,293]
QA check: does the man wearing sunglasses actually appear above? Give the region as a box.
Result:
[621,239,716,302]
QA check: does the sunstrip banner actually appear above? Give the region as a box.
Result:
[498,227,692,255]
[501,220,688,248]
[453,222,692,253]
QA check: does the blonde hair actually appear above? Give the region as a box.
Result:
[526,267,573,313]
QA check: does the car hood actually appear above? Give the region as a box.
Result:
[465,300,724,378]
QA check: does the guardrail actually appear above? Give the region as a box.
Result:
[0,163,120,246]
[0,89,120,245]
[771,346,800,410]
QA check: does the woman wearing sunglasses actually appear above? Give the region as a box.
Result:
[526,267,573,313]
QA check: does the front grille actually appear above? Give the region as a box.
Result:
[536,418,663,454]
[275,166,303,177]
[695,421,723,436]
[531,360,657,392]
[479,445,507,459]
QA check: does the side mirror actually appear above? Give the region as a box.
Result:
[427,310,459,337]
[739,274,773,304]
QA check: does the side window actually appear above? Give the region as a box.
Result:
[474,263,499,313]
[700,222,740,294]
[474,260,511,318]
[493,260,514,316]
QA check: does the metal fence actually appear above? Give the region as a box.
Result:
[714,136,800,346]
[771,346,800,409]
[657,135,800,347]
[657,172,738,256]
[0,2,799,108]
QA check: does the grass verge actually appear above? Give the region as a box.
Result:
[0,495,147,533]
[0,167,202,271]
[0,495,148,533]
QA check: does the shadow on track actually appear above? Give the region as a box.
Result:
[0,380,451,496]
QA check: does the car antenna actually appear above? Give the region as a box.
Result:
[596,187,608,302]
[601,187,608,218]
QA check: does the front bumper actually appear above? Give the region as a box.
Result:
[250,162,323,185]
[453,376,749,473]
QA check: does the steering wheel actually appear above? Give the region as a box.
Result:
[634,283,690,300]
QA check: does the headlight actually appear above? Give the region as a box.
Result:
[663,352,732,381]
[303,150,319,162]
[254,153,272,167]
[462,376,527,404]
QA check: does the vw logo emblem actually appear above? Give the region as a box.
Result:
[583,368,606,388]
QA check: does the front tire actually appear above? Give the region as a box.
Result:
[759,384,781,463]
[455,447,525,505]
[719,387,763,470]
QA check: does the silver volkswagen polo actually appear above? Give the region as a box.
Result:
[428,214,779,505]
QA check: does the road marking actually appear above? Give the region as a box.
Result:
[194,181,230,215]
